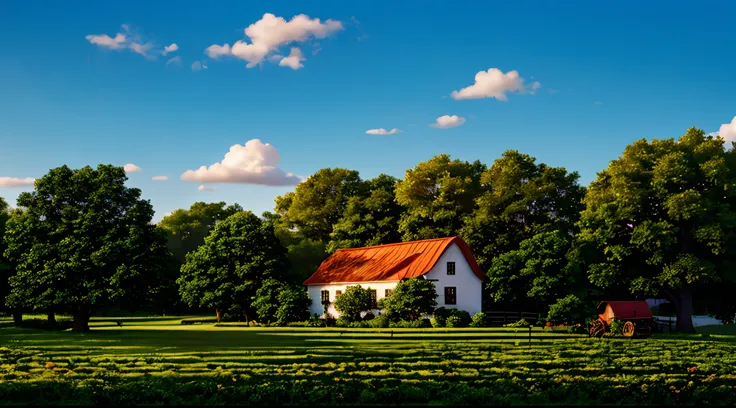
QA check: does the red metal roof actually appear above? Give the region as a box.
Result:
[597,301,653,320]
[303,236,486,285]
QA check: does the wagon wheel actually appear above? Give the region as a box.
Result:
[589,319,605,337]
[622,321,636,337]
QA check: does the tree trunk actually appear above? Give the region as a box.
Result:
[666,288,695,333]
[48,311,56,323]
[216,308,223,323]
[73,304,91,332]
[12,309,22,326]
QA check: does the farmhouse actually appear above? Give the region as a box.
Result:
[303,236,487,318]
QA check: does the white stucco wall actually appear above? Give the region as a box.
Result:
[305,243,483,317]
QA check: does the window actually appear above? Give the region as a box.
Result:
[384,289,393,298]
[444,287,457,305]
[369,289,377,309]
[336,290,342,298]
[321,290,330,304]
[446,262,456,275]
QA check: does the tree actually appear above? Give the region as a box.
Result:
[328,174,404,253]
[158,202,243,264]
[274,285,312,325]
[274,168,366,242]
[0,197,11,315]
[177,211,288,322]
[576,128,736,332]
[261,211,328,284]
[252,278,285,324]
[461,150,586,272]
[333,285,372,322]
[379,278,438,321]
[486,230,580,310]
[3,165,171,331]
[395,154,486,241]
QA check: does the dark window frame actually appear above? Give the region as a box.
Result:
[321,290,330,304]
[446,261,456,275]
[444,287,457,305]
[369,289,378,309]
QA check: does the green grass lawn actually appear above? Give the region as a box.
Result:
[0,317,735,405]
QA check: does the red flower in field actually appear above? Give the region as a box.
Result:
[687,366,698,374]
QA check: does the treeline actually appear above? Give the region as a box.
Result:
[1,127,735,332]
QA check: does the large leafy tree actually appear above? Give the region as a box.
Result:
[158,201,243,264]
[252,278,311,325]
[262,211,328,284]
[576,128,736,332]
[328,174,404,253]
[395,154,486,240]
[333,285,373,322]
[3,165,171,331]
[178,211,288,322]
[0,197,11,315]
[275,168,366,242]
[379,278,438,321]
[461,150,586,271]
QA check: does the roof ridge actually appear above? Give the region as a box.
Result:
[334,236,457,252]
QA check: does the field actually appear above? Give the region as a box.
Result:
[0,317,735,405]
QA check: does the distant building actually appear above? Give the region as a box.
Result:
[303,237,486,318]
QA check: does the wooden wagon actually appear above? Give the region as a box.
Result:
[588,301,654,338]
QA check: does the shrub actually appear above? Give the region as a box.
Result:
[470,312,489,327]
[363,312,375,321]
[389,319,430,328]
[430,317,445,328]
[335,316,351,327]
[380,278,437,321]
[367,314,389,328]
[334,285,373,323]
[432,307,470,327]
[305,314,324,327]
[448,309,471,327]
[253,279,312,326]
[546,294,595,325]
[445,316,462,327]
[608,318,624,336]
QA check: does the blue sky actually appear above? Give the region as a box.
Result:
[1,0,736,222]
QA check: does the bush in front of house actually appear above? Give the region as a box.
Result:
[367,314,389,328]
[389,319,431,328]
[469,312,489,327]
[432,307,471,327]
[334,285,373,323]
[379,278,438,321]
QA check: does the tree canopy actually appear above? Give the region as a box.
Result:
[0,197,11,314]
[2,165,171,331]
[158,201,243,264]
[274,168,366,242]
[177,211,288,321]
[328,174,404,253]
[395,155,486,241]
[461,150,586,271]
[575,128,736,332]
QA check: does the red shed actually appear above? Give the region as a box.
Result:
[597,301,653,321]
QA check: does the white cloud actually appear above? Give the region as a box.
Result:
[86,25,174,61]
[719,117,736,143]
[163,43,179,55]
[0,177,35,188]
[366,128,401,135]
[204,13,343,69]
[123,163,142,173]
[85,33,127,50]
[198,185,215,191]
[166,56,182,65]
[450,68,539,101]
[181,139,302,186]
[430,115,466,129]
[279,47,305,70]
[152,176,168,181]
